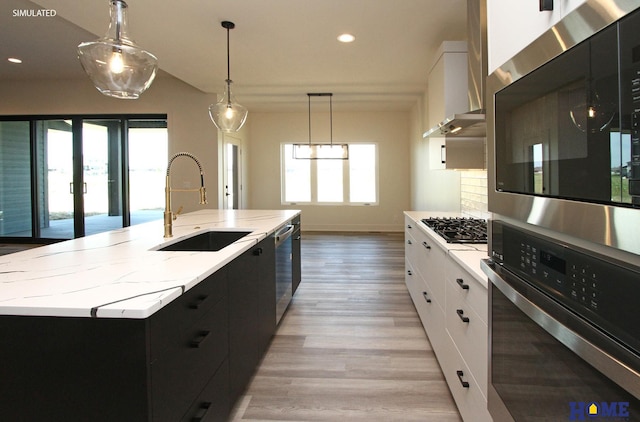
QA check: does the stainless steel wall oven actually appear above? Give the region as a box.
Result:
[485,1,640,420]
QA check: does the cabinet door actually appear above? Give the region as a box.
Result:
[257,236,276,353]
[228,247,261,401]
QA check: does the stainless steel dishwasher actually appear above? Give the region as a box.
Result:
[274,223,294,324]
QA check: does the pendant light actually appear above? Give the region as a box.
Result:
[209,21,248,132]
[294,93,349,160]
[77,0,158,99]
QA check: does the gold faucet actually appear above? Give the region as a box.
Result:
[164,152,207,238]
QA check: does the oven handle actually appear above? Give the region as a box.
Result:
[481,259,640,400]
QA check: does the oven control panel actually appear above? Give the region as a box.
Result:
[490,220,640,354]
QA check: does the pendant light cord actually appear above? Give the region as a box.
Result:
[221,21,235,104]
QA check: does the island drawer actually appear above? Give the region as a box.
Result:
[180,359,230,422]
[149,269,227,359]
[151,296,228,422]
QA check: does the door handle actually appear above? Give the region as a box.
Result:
[69,182,87,194]
[456,370,470,388]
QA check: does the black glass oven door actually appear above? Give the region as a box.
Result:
[484,261,640,421]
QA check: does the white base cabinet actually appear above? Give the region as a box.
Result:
[404,214,491,422]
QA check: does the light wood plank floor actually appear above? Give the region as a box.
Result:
[230,232,461,421]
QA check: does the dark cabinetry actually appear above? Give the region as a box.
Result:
[0,269,229,422]
[228,236,276,402]
[292,216,302,294]
[0,234,284,422]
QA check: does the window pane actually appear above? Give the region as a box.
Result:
[0,121,32,236]
[41,121,74,238]
[317,159,343,202]
[129,127,167,224]
[349,144,377,203]
[283,144,311,202]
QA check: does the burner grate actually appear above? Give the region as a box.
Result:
[420,217,487,244]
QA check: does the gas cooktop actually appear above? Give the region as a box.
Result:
[421,217,488,244]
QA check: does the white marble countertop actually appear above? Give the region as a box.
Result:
[404,211,489,288]
[0,209,300,319]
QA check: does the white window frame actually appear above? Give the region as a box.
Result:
[280,142,379,206]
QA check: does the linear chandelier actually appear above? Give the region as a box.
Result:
[293,93,349,160]
[77,0,158,99]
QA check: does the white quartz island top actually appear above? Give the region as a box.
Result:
[404,211,489,288]
[0,209,300,319]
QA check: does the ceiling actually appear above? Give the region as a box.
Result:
[1,0,468,111]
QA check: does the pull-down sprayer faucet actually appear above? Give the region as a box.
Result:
[164,152,207,238]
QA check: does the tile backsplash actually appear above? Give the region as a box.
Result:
[460,170,489,219]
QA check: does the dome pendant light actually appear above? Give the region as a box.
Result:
[209,21,248,132]
[77,0,158,99]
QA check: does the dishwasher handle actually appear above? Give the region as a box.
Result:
[275,224,294,246]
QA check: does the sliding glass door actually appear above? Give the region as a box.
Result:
[0,115,167,240]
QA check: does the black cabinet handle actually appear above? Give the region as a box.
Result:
[407,239,412,245]
[253,247,263,256]
[456,370,470,388]
[407,224,412,229]
[456,309,469,323]
[190,330,211,348]
[422,241,431,250]
[191,402,212,421]
[456,278,469,290]
[188,295,209,310]
[407,270,413,276]
[422,291,431,303]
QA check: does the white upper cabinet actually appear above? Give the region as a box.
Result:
[487,0,588,73]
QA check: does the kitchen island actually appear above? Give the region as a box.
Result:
[0,209,300,422]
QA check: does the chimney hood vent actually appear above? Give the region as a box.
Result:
[423,0,487,140]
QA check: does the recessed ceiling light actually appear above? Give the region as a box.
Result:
[7,57,22,64]
[337,33,355,43]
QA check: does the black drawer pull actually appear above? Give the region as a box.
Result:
[407,270,413,276]
[422,291,431,303]
[191,402,212,422]
[188,295,209,310]
[253,247,263,256]
[456,370,470,388]
[407,224,412,229]
[407,239,412,245]
[190,330,211,348]
[456,309,469,323]
[422,241,431,250]
[456,278,469,290]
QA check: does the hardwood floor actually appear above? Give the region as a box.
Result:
[230,232,461,421]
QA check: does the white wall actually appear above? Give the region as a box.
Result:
[246,110,411,231]
[0,72,221,211]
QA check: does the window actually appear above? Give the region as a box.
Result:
[281,143,378,205]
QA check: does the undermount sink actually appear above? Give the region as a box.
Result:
[156,231,252,252]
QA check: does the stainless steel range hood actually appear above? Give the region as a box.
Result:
[423,0,487,139]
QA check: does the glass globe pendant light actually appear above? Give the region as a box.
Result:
[209,21,248,132]
[77,0,158,99]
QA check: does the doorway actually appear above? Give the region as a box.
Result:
[222,134,242,209]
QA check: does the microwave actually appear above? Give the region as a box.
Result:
[494,7,640,207]
[487,1,640,259]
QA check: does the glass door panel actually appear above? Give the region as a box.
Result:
[40,120,74,239]
[83,120,123,236]
[128,126,167,224]
[0,121,32,237]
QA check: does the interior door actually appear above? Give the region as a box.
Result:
[222,135,242,209]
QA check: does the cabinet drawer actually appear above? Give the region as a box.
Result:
[446,261,488,325]
[441,335,492,422]
[445,283,488,397]
[151,297,228,422]
[180,359,230,422]
[149,270,227,359]
[405,259,445,356]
